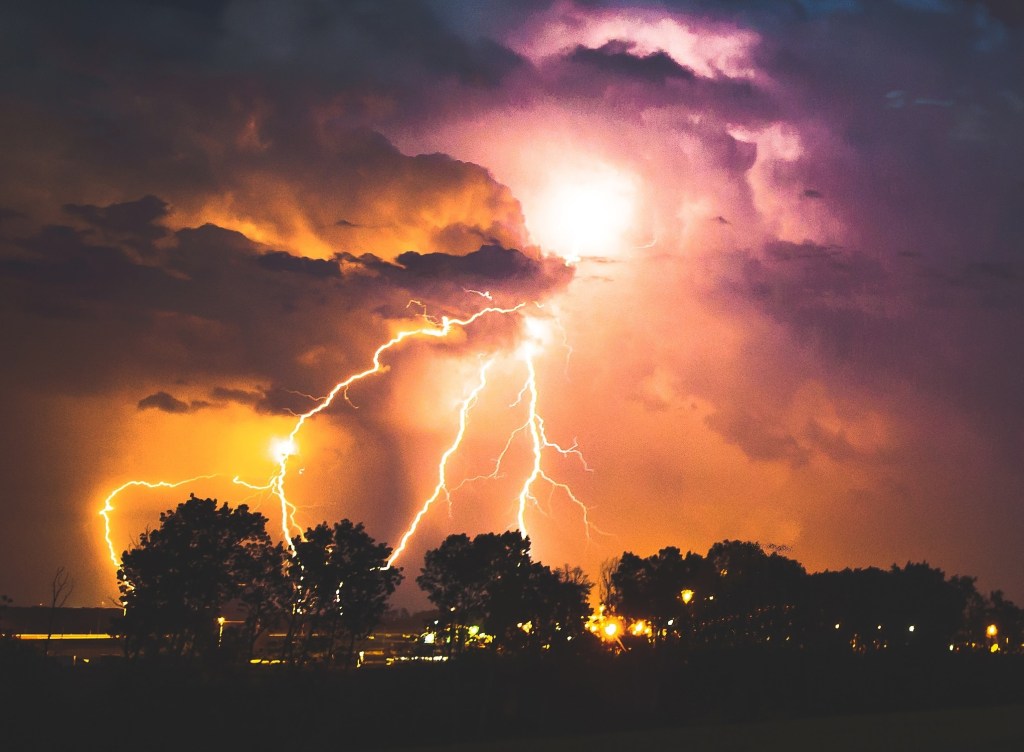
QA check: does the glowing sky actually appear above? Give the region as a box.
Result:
[1,0,1022,610]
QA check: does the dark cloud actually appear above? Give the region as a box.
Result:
[705,409,810,467]
[0,207,27,220]
[0,190,570,401]
[396,244,569,284]
[207,384,318,416]
[251,386,323,417]
[706,232,1024,471]
[960,261,1016,282]
[137,391,190,413]
[338,244,573,309]
[63,195,170,242]
[568,40,696,82]
[804,419,870,464]
[0,1,533,248]
[971,0,1024,26]
[209,386,263,407]
[748,0,1024,264]
[257,251,341,279]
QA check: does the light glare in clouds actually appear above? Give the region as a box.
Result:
[524,162,639,262]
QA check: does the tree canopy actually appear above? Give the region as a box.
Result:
[417,531,592,654]
[288,519,403,666]
[118,494,288,660]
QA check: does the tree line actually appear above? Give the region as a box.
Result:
[110,494,1022,667]
[600,541,1021,656]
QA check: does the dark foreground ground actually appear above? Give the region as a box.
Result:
[2,644,1022,751]
[387,703,1024,752]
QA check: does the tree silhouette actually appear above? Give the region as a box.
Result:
[417,532,593,655]
[118,494,287,661]
[704,540,806,647]
[416,533,481,656]
[288,520,403,667]
[610,546,712,644]
[0,594,11,637]
[985,589,1023,651]
[597,556,620,607]
[522,563,593,651]
[44,566,74,657]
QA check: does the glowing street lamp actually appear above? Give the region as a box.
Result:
[680,589,694,605]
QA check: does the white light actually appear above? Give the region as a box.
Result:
[271,437,298,461]
[525,162,638,262]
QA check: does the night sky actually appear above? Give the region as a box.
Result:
[1,0,1022,611]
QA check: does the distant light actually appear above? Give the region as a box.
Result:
[629,620,651,637]
[908,625,915,633]
[986,624,998,638]
[949,644,954,651]
[834,623,840,630]
[680,589,694,604]
[877,625,882,630]
[990,643,1000,653]
[604,623,618,637]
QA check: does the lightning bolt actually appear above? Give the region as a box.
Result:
[513,338,595,540]
[249,303,527,548]
[387,357,495,567]
[99,475,218,569]
[446,318,596,544]
[99,299,599,579]
[388,314,600,568]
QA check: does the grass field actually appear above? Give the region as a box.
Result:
[386,703,1024,752]
[4,642,1021,750]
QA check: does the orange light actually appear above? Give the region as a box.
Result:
[680,589,694,604]
[986,624,998,638]
[628,619,652,638]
